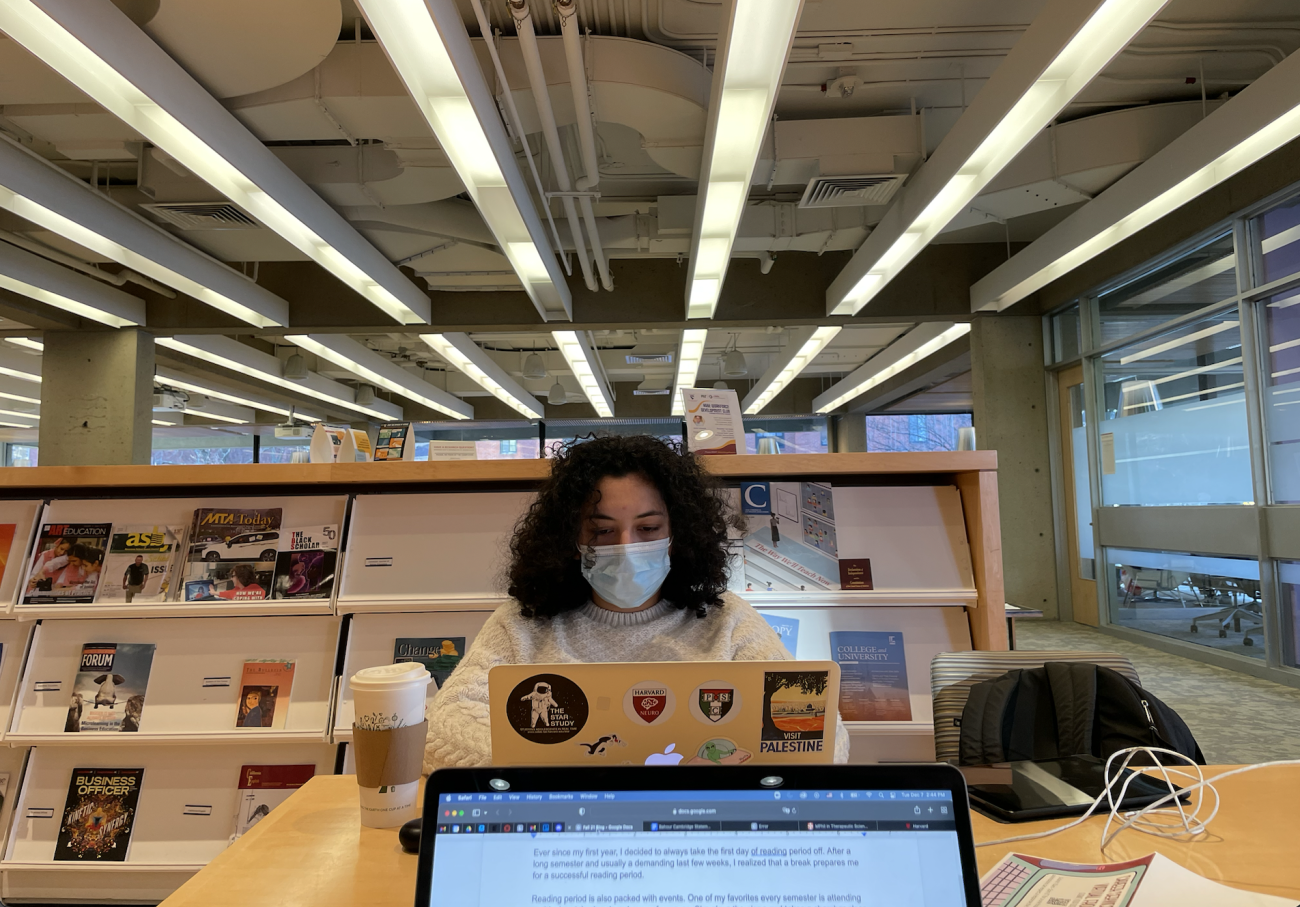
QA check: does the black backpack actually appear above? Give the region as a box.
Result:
[957,662,1205,766]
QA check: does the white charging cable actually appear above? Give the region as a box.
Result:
[976,748,1300,850]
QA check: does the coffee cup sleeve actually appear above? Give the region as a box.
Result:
[352,720,429,788]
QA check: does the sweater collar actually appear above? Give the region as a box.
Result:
[578,598,674,627]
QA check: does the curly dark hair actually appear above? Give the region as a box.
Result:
[507,434,731,619]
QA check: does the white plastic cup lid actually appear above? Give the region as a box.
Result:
[350,661,431,691]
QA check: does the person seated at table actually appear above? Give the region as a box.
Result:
[423,434,849,770]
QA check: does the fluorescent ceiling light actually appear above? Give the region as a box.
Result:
[552,331,614,417]
[0,348,40,384]
[0,405,36,419]
[357,0,570,321]
[288,333,473,421]
[4,337,43,351]
[686,0,803,319]
[1118,321,1239,365]
[0,419,34,428]
[179,403,250,425]
[155,369,320,422]
[814,323,970,413]
[743,326,841,415]
[828,0,1168,316]
[0,375,40,403]
[0,135,287,327]
[671,329,710,416]
[1151,357,1242,386]
[0,0,428,324]
[972,47,1300,313]
[0,238,143,328]
[418,333,544,419]
[156,335,401,422]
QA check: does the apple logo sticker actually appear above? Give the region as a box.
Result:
[644,743,684,766]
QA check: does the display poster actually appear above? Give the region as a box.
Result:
[233,764,316,840]
[23,523,112,604]
[271,525,338,599]
[681,388,743,456]
[394,636,464,689]
[66,642,156,732]
[760,614,799,657]
[738,481,839,591]
[829,631,911,721]
[428,440,478,461]
[97,524,185,603]
[0,523,15,589]
[54,767,143,862]
[375,422,411,461]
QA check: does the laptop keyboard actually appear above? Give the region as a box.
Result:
[980,857,1035,907]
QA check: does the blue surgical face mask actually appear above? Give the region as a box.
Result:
[579,537,672,611]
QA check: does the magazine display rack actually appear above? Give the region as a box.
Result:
[333,611,494,743]
[9,617,338,745]
[2,742,335,902]
[0,501,42,609]
[0,452,1004,902]
[11,496,347,619]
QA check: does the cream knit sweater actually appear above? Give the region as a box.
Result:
[424,591,850,771]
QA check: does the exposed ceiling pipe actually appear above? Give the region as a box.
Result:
[469,0,572,278]
[555,0,614,291]
[509,0,598,292]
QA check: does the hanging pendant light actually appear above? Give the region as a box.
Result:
[522,351,547,380]
[283,352,308,380]
[723,347,748,377]
[547,381,567,405]
[713,380,728,389]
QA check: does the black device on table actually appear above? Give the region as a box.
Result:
[966,755,1191,823]
[412,764,983,907]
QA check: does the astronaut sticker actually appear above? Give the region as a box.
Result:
[504,673,589,744]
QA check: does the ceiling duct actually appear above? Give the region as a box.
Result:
[142,202,259,230]
[799,175,906,209]
[625,347,675,365]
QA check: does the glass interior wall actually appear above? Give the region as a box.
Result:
[1097,308,1251,505]
[744,417,829,454]
[420,421,541,460]
[1257,193,1300,284]
[1096,231,1236,348]
[1107,547,1264,660]
[1281,561,1300,667]
[863,414,972,452]
[1051,305,1082,363]
[543,418,682,457]
[1262,287,1300,502]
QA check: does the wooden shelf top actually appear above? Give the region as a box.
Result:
[0,451,997,492]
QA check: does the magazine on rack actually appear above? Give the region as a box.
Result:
[22,523,112,604]
[829,631,912,721]
[232,764,316,840]
[394,636,464,689]
[97,524,186,604]
[65,643,155,732]
[54,767,144,862]
[236,660,296,729]
[0,523,16,589]
[270,525,338,599]
[183,508,281,602]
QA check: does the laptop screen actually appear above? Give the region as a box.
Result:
[427,788,969,906]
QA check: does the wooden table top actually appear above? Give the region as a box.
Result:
[160,767,1300,907]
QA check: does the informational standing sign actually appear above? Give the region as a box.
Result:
[681,388,744,455]
[427,440,478,461]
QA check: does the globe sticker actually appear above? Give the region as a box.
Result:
[688,680,741,727]
[623,681,676,726]
[686,737,753,766]
[504,673,589,744]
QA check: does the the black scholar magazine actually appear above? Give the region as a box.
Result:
[55,768,144,861]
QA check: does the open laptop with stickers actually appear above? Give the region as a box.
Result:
[414,764,983,907]
[488,661,840,766]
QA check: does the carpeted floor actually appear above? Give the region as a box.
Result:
[1014,619,1300,764]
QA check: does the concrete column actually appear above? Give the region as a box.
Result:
[39,329,154,465]
[970,314,1058,617]
[831,414,866,452]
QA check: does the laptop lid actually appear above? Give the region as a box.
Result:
[415,765,982,907]
[489,661,841,767]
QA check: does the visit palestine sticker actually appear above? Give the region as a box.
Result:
[504,674,589,744]
[760,670,829,754]
[688,680,741,727]
[623,681,676,726]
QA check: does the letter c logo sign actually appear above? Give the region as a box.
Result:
[741,482,770,514]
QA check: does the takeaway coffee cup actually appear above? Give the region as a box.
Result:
[350,662,431,828]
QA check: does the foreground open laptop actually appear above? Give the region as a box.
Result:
[489,661,841,766]
[415,765,983,907]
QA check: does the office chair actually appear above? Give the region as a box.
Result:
[1190,577,1264,645]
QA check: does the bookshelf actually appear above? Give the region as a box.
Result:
[0,451,1004,902]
